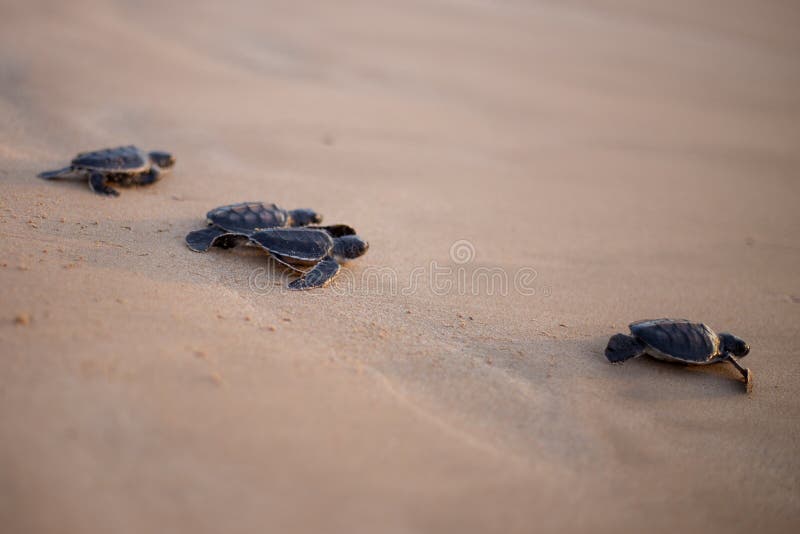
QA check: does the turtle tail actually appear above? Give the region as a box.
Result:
[605,334,645,363]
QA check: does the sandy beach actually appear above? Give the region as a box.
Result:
[1,1,799,532]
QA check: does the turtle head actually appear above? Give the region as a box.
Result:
[149,151,176,169]
[719,333,750,358]
[288,209,322,226]
[333,235,369,261]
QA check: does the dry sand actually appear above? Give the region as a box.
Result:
[1,1,799,532]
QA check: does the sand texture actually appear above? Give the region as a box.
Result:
[1,1,799,532]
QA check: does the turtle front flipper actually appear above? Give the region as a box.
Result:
[186,227,236,252]
[38,166,74,180]
[288,257,340,290]
[605,334,646,363]
[88,172,120,197]
[214,234,248,249]
[723,353,753,393]
[310,224,357,238]
[134,167,161,186]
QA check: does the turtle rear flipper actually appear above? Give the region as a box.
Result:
[288,257,340,290]
[38,167,75,180]
[605,334,646,363]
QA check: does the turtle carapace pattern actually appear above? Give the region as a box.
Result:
[38,145,175,197]
[605,319,753,392]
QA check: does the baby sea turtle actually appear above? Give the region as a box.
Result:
[38,145,175,197]
[247,227,368,290]
[606,319,753,392]
[185,201,322,252]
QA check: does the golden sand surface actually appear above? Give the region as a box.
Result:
[1,1,799,532]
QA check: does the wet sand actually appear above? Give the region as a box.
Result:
[1,1,799,532]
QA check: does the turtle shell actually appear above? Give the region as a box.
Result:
[207,202,288,234]
[249,228,334,262]
[71,145,149,173]
[630,319,720,363]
